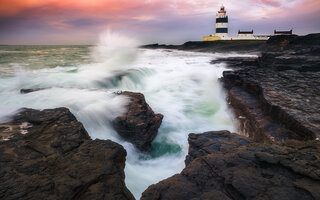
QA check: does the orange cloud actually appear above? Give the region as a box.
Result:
[0,0,220,18]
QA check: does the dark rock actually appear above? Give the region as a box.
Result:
[267,33,320,53]
[140,44,171,49]
[266,34,298,51]
[20,88,48,94]
[112,91,163,151]
[223,67,320,142]
[220,33,320,142]
[141,131,320,200]
[185,130,251,166]
[141,40,266,53]
[210,57,259,67]
[0,107,135,200]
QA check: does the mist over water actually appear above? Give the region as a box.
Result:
[0,31,257,198]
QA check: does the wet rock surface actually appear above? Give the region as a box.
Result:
[112,91,163,151]
[221,33,320,142]
[0,107,135,200]
[20,88,48,94]
[185,130,251,166]
[141,131,320,200]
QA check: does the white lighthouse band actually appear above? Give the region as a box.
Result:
[216,23,228,28]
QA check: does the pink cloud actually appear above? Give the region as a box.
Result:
[258,0,281,7]
[0,0,319,44]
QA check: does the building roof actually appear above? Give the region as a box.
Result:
[238,30,254,34]
[274,29,293,34]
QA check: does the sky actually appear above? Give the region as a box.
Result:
[0,0,319,45]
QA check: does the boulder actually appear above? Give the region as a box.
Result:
[112,91,163,151]
[0,107,135,200]
[141,131,320,200]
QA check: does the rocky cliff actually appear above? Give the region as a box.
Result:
[221,34,320,142]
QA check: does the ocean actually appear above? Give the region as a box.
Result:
[0,33,256,198]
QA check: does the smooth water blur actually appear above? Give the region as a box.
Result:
[0,33,256,198]
[0,45,91,73]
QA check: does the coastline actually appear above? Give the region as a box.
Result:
[1,33,320,199]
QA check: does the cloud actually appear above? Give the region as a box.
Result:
[258,0,281,7]
[0,0,319,44]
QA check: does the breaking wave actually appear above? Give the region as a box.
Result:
[0,30,255,198]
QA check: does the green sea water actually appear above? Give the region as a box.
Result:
[0,45,91,71]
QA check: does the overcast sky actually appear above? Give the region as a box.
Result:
[0,0,319,45]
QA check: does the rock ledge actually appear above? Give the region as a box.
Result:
[141,131,320,200]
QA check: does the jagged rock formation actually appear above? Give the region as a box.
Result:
[141,131,320,200]
[221,33,320,142]
[112,91,163,151]
[0,107,135,200]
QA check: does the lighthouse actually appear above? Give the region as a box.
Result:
[202,5,229,41]
[215,5,228,38]
[202,5,270,41]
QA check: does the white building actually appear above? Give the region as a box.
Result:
[237,30,255,39]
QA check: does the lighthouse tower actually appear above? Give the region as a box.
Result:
[215,5,228,39]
